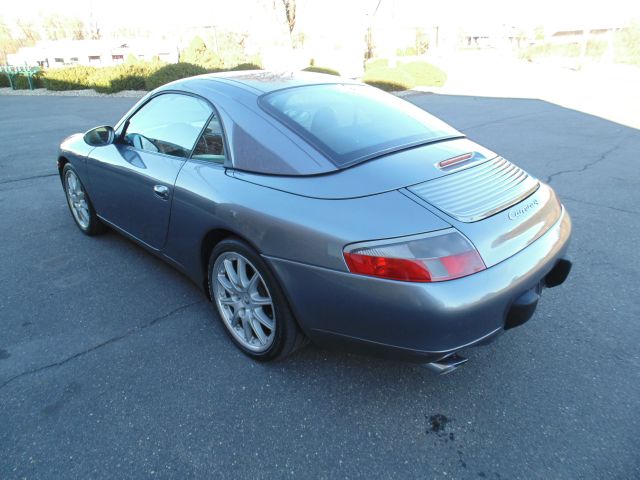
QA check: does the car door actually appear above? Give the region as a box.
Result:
[86,93,212,250]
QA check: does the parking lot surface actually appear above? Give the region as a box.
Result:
[1,93,638,479]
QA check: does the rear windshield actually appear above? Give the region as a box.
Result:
[260,83,460,168]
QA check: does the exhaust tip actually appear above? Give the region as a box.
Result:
[424,353,468,375]
[544,258,572,288]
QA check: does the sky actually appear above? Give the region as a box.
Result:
[2,0,639,34]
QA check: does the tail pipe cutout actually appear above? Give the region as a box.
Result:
[505,257,572,330]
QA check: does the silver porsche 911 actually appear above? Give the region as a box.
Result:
[58,71,572,373]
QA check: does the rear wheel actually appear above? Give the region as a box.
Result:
[62,164,106,236]
[208,238,306,360]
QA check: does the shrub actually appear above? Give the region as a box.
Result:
[302,66,341,76]
[400,61,447,87]
[0,72,44,89]
[362,66,416,91]
[396,46,417,56]
[213,33,262,68]
[229,62,263,71]
[180,36,223,69]
[365,58,388,70]
[615,23,640,65]
[519,41,608,62]
[91,63,164,93]
[14,75,31,89]
[145,62,211,90]
[43,66,97,90]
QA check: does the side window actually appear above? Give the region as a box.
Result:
[123,94,211,158]
[192,114,226,164]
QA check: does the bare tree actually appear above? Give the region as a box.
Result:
[0,18,19,64]
[69,18,85,40]
[281,0,296,36]
[87,10,102,40]
[42,15,65,40]
[42,14,86,40]
[16,20,41,45]
[87,21,101,40]
[365,0,383,60]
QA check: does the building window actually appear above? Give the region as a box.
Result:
[54,57,64,63]
[112,54,124,63]
[70,57,79,63]
[88,55,101,64]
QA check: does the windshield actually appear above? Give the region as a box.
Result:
[260,83,461,168]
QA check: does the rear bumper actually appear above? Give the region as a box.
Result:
[266,207,572,363]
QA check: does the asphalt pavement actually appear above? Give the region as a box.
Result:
[0,93,638,479]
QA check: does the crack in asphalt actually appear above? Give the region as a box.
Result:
[0,299,204,392]
[0,172,58,185]
[459,112,537,132]
[561,195,639,217]
[545,143,622,184]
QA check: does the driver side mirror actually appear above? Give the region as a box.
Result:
[83,125,115,147]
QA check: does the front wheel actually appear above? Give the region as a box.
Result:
[208,238,306,361]
[62,164,106,236]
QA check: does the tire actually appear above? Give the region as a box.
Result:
[62,163,106,236]
[208,237,307,361]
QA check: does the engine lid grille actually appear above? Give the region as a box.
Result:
[408,156,540,222]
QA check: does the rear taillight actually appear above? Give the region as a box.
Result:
[343,229,486,282]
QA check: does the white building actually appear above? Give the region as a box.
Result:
[7,39,179,68]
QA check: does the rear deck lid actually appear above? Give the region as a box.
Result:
[404,159,562,267]
[407,155,540,223]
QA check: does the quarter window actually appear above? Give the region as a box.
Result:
[192,114,226,163]
[123,94,211,158]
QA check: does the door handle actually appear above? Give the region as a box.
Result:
[153,184,170,199]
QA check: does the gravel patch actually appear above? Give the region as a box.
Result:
[0,87,146,98]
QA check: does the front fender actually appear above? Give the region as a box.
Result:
[58,133,94,189]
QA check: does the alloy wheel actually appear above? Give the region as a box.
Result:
[213,252,276,352]
[65,170,90,229]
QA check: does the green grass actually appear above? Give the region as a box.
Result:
[399,61,447,87]
[363,60,447,91]
[363,66,416,91]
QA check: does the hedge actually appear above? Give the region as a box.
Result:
[302,66,341,76]
[4,60,448,94]
[91,62,163,93]
[43,66,96,90]
[0,72,45,89]
[229,62,262,71]
[519,40,608,62]
[363,66,416,91]
[363,60,447,91]
[144,63,212,90]
[35,61,263,93]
